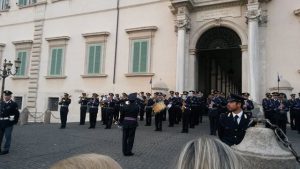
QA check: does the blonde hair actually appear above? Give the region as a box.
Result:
[177,137,247,169]
[50,153,122,169]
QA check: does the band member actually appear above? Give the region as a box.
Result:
[58,93,71,129]
[113,94,121,123]
[262,93,274,123]
[288,94,297,130]
[189,91,198,128]
[174,92,183,124]
[295,93,300,134]
[182,91,191,133]
[105,93,115,129]
[242,93,254,118]
[119,93,128,125]
[122,93,139,156]
[145,93,154,126]
[154,92,164,131]
[274,93,289,133]
[162,94,168,121]
[138,92,146,121]
[78,93,89,125]
[195,91,205,124]
[0,90,20,155]
[218,94,250,146]
[88,93,100,129]
[100,95,107,125]
[208,90,221,135]
[168,91,176,127]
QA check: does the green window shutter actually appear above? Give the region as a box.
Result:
[132,41,140,73]
[50,48,57,75]
[56,48,63,75]
[20,52,27,76]
[88,46,95,74]
[140,41,148,72]
[19,0,26,5]
[94,45,101,74]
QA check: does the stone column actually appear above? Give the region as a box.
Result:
[241,45,249,93]
[175,6,190,93]
[188,49,197,90]
[247,1,261,103]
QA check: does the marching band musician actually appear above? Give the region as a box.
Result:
[154,92,164,131]
[174,92,183,124]
[78,93,89,125]
[119,93,128,125]
[295,93,300,134]
[182,91,191,133]
[274,93,289,133]
[262,93,274,124]
[138,92,146,121]
[105,93,116,129]
[167,91,176,127]
[88,93,100,129]
[100,95,107,125]
[208,90,222,136]
[162,94,169,121]
[145,93,154,126]
[58,93,71,129]
[241,93,254,118]
[113,94,121,123]
[288,94,297,130]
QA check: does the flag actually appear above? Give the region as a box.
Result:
[277,73,281,82]
[149,77,152,84]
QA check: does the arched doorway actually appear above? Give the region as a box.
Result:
[196,27,242,97]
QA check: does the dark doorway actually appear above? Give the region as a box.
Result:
[196,27,242,97]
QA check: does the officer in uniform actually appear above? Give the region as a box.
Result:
[242,93,254,118]
[145,93,154,126]
[168,91,176,127]
[274,93,289,133]
[119,93,128,125]
[162,94,168,121]
[87,93,99,129]
[78,93,88,125]
[0,90,19,155]
[174,92,183,124]
[58,93,71,129]
[218,94,250,146]
[138,92,146,121]
[154,92,163,131]
[295,93,300,134]
[105,93,115,129]
[182,92,191,133]
[122,93,139,156]
[208,90,221,135]
[262,93,273,121]
[100,95,107,125]
[288,94,297,130]
[113,94,121,123]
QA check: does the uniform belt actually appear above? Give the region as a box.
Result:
[90,106,98,108]
[124,117,137,121]
[61,105,69,107]
[0,117,9,120]
[145,106,152,109]
[81,105,87,107]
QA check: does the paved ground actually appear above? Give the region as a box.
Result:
[0,117,299,169]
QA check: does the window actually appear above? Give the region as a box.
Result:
[48,97,59,111]
[87,43,103,74]
[49,47,64,76]
[131,39,149,73]
[18,0,36,6]
[0,0,9,11]
[14,96,23,110]
[16,51,28,76]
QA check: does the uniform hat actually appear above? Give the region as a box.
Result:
[64,93,69,96]
[175,92,179,95]
[213,90,219,94]
[109,93,114,96]
[128,93,137,101]
[227,94,246,103]
[189,90,195,94]
[183,91,188,95]
[92,93,99,97]
[140,92,144,94]
[242,92,250,97]
[146,93,151,96]
[291,94,296,96]
[169,91,174,94]
[3,90,13,96]
[272,92,279,96]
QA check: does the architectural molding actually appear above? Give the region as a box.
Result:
[46,36,70,46]
[81,74,108,78]
[125,73,155,77]
[12,40,33,50]
[45,76,67,79]
[126,26,158,34]
[82,32,110,43]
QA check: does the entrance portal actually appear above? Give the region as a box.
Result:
[196,27,242,97]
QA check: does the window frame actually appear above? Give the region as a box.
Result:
[0,0,9,11]
[14,96,23,110]
[129,38,151,73]
[15,50,29,77]
[18,0,36,7]
[48,46,66,77]
[85,43,105,75]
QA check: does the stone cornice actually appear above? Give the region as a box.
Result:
[125,26,158,34]
[12,40,33,45]
[82,32,110,38]
[45,36,70,41]
[0,43,5,47]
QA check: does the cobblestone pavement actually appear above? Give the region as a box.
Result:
[0,117,299,169]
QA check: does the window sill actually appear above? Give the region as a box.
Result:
[81,74,108,78]
[0,9,9,13]
[125,73,155,77]
[12,76,30,80]
[45,76,67,79]
[18,1,47,9]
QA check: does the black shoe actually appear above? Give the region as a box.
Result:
[124,152,134,156]
[181,131,188,133]
[88,127,93,129]
[0,151,9,155]
[60,126,66,129]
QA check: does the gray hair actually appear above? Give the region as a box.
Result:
[177,137,247,169]
[50,153,122,169]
